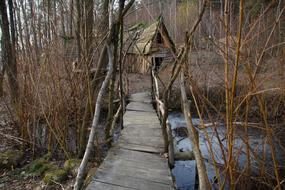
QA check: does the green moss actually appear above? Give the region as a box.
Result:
[43,169,68,184]
[63,159,81,176]
[63,159,80,170]
[43,152,52,160]
[0,150,24,169]
[24,158,56,177]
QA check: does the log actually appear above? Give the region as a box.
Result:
[174,151,195,161]
[166,122,174,168]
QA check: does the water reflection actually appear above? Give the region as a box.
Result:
[168,112,285,190]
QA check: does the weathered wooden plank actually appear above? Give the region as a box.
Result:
[123,111,159,120]
[126,102,155,112]
[120,126,163,137]
[128,92,152,103]
[100,159,170,175]
[104,149,168,168]
[86,181,136,190]
[119,135,164,148]
[96,164,172,185]
[106,148,165,164]
[94,170,174,190]
[118,142,164,153]
[123,123,161,128]
[86,92,174,190]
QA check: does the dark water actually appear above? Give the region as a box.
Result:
[168,112,219,190]
[172,160,197,190]
[168,112,285,190]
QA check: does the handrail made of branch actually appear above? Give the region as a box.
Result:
[151,69,174,167]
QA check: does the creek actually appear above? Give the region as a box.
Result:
[168,112,285,190]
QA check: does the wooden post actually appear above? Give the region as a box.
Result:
[167,122,174,168]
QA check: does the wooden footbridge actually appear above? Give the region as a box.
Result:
[86,92,175,190]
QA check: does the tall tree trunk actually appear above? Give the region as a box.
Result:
[60,3,66,37]
[69,0,74,36]
[179,2,209,188]
[118,5,125,132]
[220,0,224,38]
[8,0,16,51]
[53,0,57,33]
[78,0,109,157]
[15,1,26,60]
[76,0,82,60]
[102,0,109,29]
[78,0,95,158]
[74,1,134,188]
[74,43,113,190]
[20,0,31,57]
[29,0,40,65]
[105,25,119,143]
[180,70,210,190]
[0,0,19,105]
[105,0,123,142]
[0,18,5,97]
[45,0,52,45]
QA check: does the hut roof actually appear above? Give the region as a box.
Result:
[125,17,175,55]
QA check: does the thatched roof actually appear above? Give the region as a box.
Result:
[125,17,175,55]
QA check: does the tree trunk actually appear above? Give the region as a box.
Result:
[29,0,40,65]
[15,1,26,60]
[76,0,82,60]
[78,0,95,158]
[105,0,125,143]
[74,44,113,190]
[69,0,74,36]
[78,46,107,158]
[118,7,125,131]
[102,0,109,28]
[60,3,66,37]
[20,0,30,51]
[0,0,19,105]
[8,0,16,51]
[84,0,94,68]
[74,1,134,188]
[180,70,210,190]
[0,16,5,97]
[105,30,119,142]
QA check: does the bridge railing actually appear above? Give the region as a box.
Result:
[151,69,175,168]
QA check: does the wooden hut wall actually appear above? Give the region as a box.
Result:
[125,54,151,74]
[125,54,137,73]
[139,56,151,74]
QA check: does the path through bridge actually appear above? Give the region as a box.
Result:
[86,92,175,190]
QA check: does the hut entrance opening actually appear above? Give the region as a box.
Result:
[154,57,163,71]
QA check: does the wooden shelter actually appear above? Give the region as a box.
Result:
[124,17,176,74]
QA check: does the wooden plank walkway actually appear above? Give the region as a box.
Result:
[86,92,174,190]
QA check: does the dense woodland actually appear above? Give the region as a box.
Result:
[0,0,285,189]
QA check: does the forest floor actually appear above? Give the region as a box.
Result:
[0,97,73,189]
[0,73,151,190]
[0,98,106,189]
[0,97,17,152]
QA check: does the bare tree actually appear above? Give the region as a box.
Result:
[0,16,5,97]
[74,0,134,188]
[78,0,95,158]
[0,0,19,104]
[29,0,40,65]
